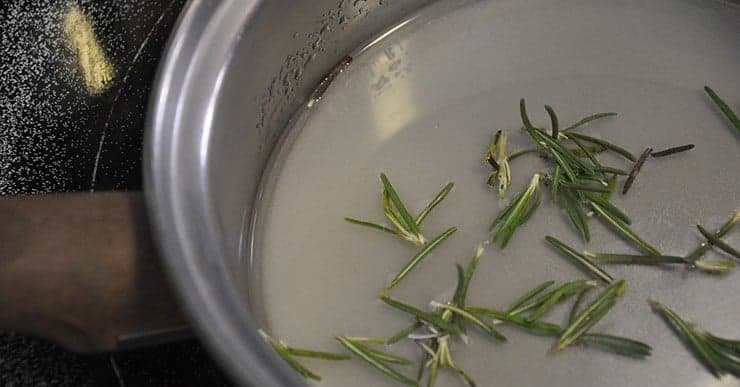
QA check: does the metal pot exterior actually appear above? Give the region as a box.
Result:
[145,1,435,385]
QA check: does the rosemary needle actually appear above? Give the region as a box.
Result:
[335,336,419,386]
[505,280,555,313]
[259,330,348,381]
[467,307,562,335]
[545,236,614,284]
[490,173,542,248]
[697,224,740,259]
[385,226,457,291]
[685,211,739,262]
[415,182,455,225]
[545,104,560,139]
[562,112,618,132]
[554,280,627,353]
[380,296,464,336]
[650,144,695,158]
[622,147,652,194]
[583,252,686,265]
[705,86,740,133]
[589,201,661,256]
[431,302,507,342]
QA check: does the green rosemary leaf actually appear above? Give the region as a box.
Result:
[566,131,636,162]
[505,280,555,313]
[380,296,464,336]
[685,211,739,262]
[491,173,542,248]
[433,303,506,342]
[583,252,686,265]
[484,130,502,163]
[562,112,618,132]
[417,349,430,381]
[560,187,590,241]
[697,224,740,259]
[386,227,458,291]
[593,165,629,176]
[387,322,422,345]
[559,180,611,193]
[381,173,422,236]
[554,280,627,352]
[589,201,660,256]
[584,193,631,225]
[285,347,351,360]
[622,147,652,195]
[345,217,400,236]
[508,147,545,162]
[578,333,652,358]
[545,236,614,284]
[507,280,597,316]
[705,86,740,133]
[706,333,740,358]
[602,175,617,200]
[467,307,562,335]
[356,345,415,366]
[450,364,477,387]
[567,135,602,169]
[569,287,592,325]
[550,165,562,202]
[452,264,466,308]
[570,144,608,158]
[648,301,727,377]
[335,336,419,386]
[526,280,595,322]
[428,350,440,387]
[415,182,454,225]
[490,188,527,230]
[520,98,536,131]
[454,245,485,309]
[545,104,559,139]
[259,330,323,381]
[532,127,594,174]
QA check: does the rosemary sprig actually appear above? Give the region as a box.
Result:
[553,279,627,353]
[649,300,740,377]
[685,211,739,262]
[259,330,349,381]
[705,86,740,133]
[697,224,740,260]
[545,236,614,284]
[347,174,455,247]
[622,147,652,194]
[335,335,419,386]
[385,226,458,291]
[490,172,542,248]
[651,144,695,158]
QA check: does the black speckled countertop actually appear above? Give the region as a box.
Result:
[0,1,233,385]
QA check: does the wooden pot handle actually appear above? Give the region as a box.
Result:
[0,191,189,353]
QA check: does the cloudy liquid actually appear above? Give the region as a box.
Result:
[248,0,740,385]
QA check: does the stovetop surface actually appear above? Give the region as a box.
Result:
[1,1,233,385]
